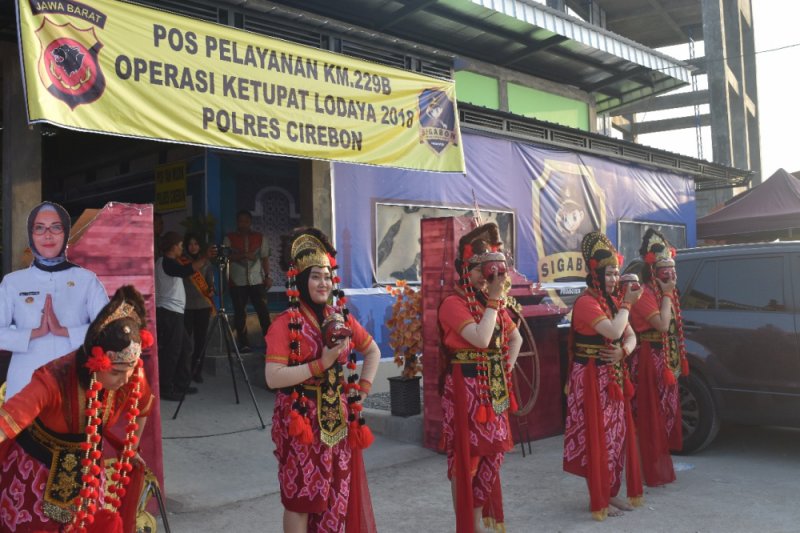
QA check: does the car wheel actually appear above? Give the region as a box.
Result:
[677,372,720,454]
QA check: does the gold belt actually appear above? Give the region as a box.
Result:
[450,350,510,415]
[639,330,663,343]
[573,342,607,357]
[449,350,501,363]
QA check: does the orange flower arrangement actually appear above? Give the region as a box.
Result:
[385,280,423,378]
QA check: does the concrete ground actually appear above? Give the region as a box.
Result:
[157,368,800,533]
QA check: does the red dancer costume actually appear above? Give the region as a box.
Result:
[265,228,379,533]
[563,232,643,521]
[0,286,155,533]
[438,223,523,533]
[629,229,688,486]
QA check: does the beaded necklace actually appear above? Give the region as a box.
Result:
[69,358,144,532]
[285,255,373,448]
[459,265,518,422]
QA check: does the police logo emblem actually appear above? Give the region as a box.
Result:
[25,297,34,304]
[35,18,106,109]
[417,89,458,154]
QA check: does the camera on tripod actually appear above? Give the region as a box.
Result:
[214,244,232,265]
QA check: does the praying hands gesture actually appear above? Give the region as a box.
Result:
[30,294,69,340]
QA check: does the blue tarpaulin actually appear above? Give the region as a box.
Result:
[333,132,695,288]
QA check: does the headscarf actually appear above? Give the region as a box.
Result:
[27,201,75,272]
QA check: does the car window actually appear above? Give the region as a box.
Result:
[717,256,784,312]
[683,260,716,309]
[676,258,699,294]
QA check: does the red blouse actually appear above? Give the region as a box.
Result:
[438,292,516,352]
[0,353,154,439]
[265,303,373,366]
[630,284,661,333]
[572,292,612,336]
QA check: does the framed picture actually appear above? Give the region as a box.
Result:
[375,202,515,284]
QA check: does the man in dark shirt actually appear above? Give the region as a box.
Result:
[155,231,214,400]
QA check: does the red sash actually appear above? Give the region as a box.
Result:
[179,256,216,312]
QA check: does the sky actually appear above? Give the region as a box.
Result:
[635,1,798,180]
[749,1,799,177]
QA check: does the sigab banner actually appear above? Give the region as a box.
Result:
[17,0,465,172]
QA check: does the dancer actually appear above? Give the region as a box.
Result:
[265,227,379,533]
[0,201,108,399]
[438,222,523,533]
[563,231,643,520]
[629,229,688,486]
[0,285,155,532]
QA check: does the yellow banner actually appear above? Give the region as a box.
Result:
[18,0,465,172]
[154,162,186,212]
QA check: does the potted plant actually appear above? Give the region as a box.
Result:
[385,280,423,417]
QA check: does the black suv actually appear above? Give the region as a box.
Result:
[676,242,800,453]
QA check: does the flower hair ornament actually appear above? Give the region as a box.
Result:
[281,228,373,449]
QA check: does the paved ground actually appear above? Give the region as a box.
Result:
[155,369,800,533]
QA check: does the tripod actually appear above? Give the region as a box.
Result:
[172,257,266,429]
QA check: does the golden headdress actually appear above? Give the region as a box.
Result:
[581,231,620,270]
[640,228,675,267]
[282,227,336,274]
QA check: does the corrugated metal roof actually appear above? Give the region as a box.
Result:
[215,0,693,113]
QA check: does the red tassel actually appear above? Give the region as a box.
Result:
[288,411,304,438]
[487,406,496,422]
[509,392,519,414]
[299,417,314,445]
[86,509,123,533]
[663,368,677,386]
[623,377,635,399]
[681,358,690,376]
[609,382,623,401]
[360,424,375,449]
[348,422,363,449]
[475,404,488,424]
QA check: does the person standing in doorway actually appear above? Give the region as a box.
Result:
[182,232,216,383]
[155,232,214,400]
[224,210,272,353]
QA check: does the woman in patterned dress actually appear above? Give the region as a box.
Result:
[629,229,688,486]
[0,285,154,532]
[438,222,523,533]
[563,231,643,521]
[265,227,380,533]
